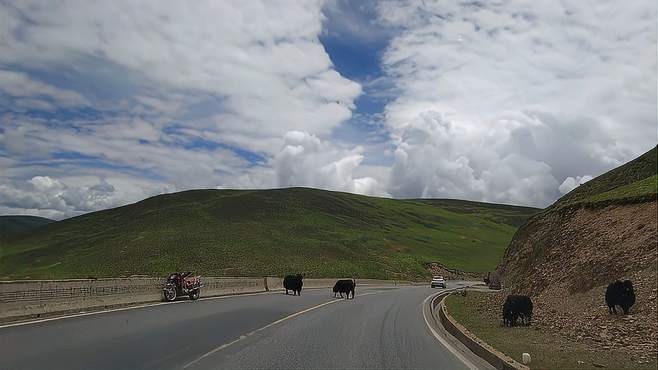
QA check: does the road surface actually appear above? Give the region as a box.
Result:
[0,282,490,369]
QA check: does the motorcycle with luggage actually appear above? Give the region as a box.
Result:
[163,271,203,301]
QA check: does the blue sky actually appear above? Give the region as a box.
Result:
[0,0,656,219]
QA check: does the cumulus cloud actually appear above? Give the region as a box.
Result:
[273,131,389,197]
[0,0,361,153]
[378,0,656,207]
[558,175,594,195]
[390,111,560,205]
[0,172,183,219]
[0,0,370,217]
[0,0,656,217]
[0,176,119,219]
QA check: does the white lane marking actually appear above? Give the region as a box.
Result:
[0,290,276,330]
[181,290,389,369]
[421,292,480,370]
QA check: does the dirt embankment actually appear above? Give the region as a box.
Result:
[426,262,481,280]
[496,201,657,362]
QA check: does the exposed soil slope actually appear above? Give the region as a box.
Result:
[496,146,657,362]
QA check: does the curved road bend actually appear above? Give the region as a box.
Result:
[0,283,492,370]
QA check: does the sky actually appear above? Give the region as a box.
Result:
[0,0,656,220]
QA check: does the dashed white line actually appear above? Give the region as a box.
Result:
[181,290,389,369]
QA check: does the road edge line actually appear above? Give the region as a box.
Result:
[0,290,277,330]
[422,291,481,370]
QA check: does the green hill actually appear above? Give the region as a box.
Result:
[0,216,54,241]
[553,146,657,209]
[408,199,538,227]
[0,187,539,280]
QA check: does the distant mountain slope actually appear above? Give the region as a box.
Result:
[496,146,657,358]
[0,187,538,280]
[0,216,54,240]
[409,199,539,227]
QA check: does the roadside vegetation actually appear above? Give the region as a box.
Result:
[445,292,657,369]
[0,187,538,280]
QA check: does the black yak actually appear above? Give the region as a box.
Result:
[502,295,533,326]
[605,280,635,314]
[333,279,356,299]
[283,274,303,296]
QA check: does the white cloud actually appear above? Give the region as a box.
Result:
[0,176,118,219]
[0,0,361,154]
[0,0,372,217]
[389,111,560,206]
[378,0,657,207]
[1,0,656,217]
[0,172,182,219]
[273,131,389,197]
[559,175,593,195]
[0,69,89,109]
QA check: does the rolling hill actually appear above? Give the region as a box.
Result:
[0,215,54,241]
[0,188,538,280]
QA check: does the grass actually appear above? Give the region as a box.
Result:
[0,187,538,280]
[586,174,657,203]
[445,292,657,369]
[554,146,657,209]
[407,199,538,227]
[0,216,53,241]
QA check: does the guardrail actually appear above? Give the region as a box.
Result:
[0,277,411,323]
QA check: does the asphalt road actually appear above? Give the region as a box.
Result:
[0,282,489,370]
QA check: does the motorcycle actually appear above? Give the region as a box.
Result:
[163,271,203,302]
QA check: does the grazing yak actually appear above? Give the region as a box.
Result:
[333,279,356,299]
[283,274,303,296]
[605,280,635,314]
[502,295,533,327]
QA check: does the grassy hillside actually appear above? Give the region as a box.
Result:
[409,199,538,227]
[0,216,54,241]
[586,174,657,203]
[0,188,538,280]
[554,146,657,209]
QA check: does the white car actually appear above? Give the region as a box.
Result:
[430,276,446,288]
